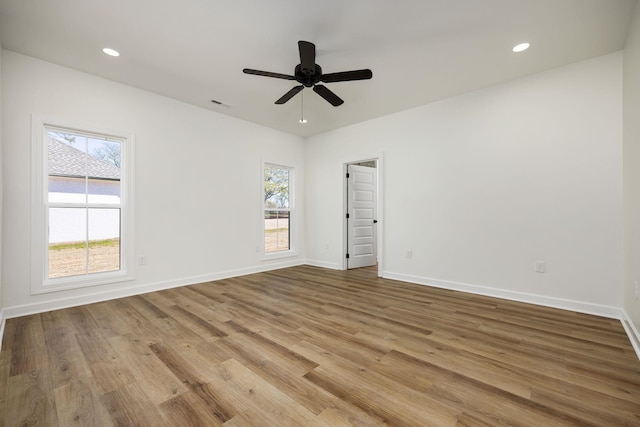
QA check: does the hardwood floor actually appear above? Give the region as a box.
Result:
[1,265,639,426]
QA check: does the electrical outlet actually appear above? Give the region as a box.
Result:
[535,261,545,273]
[138,256,146,266]
[406,249,413,259]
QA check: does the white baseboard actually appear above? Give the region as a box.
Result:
[383,270,624,320]
[0,310,5,352]
[621,310,640,361]
[1,259,305,322]
[304,259,342,270]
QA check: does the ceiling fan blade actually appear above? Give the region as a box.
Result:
[298,41,316,75]
[243,68,296,80]
[321,69,373,83]
[313,84,344,106]
[275,85,304,104]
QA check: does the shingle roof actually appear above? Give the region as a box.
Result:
[48,137,121,180]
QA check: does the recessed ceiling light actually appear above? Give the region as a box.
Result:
[512,43,530,53]
[102,48,120,57]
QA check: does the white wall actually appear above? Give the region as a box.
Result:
[623,3,640,339]
[306,52,623,315]
[1,50,305,312]
[0,42,3,322]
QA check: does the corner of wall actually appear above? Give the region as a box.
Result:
[0,44,5,351]
[0,310,5,353]
[622,309,640,360]
[623,0,640,348]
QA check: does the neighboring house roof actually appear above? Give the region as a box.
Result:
[48,137,120,180]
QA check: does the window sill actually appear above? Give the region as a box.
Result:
[32,271,134,295]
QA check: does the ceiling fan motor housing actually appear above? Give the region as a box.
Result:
[295,64,322,87]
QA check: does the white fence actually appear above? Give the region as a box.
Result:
[48,177,120,244]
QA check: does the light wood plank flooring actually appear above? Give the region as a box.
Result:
[1,265,639,426]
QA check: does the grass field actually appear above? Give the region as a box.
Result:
[265,219,289,252]
[48,238,120,278]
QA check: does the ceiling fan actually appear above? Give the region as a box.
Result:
[243,41,372,107]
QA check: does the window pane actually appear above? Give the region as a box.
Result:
[48,133,88,203]
[48,176,87,203]
[264,166,289,209]
[48,207,87,279]
[88,208,121,274]
[265,210,290,253]
[47,131,121,205]
[87,138,121,204]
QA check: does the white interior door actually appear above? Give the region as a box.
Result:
[347,164,377,269]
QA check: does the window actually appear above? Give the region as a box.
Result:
[31,116,134,293]
[264,163,293,254]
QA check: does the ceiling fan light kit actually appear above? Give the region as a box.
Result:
[243,40,372,107]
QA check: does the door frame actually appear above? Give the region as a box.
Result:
[341,153,384,277]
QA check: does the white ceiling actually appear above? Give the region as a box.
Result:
[0,0,637,137]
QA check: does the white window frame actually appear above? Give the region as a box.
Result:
[31,114,135,294]
[262,162,296,259]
